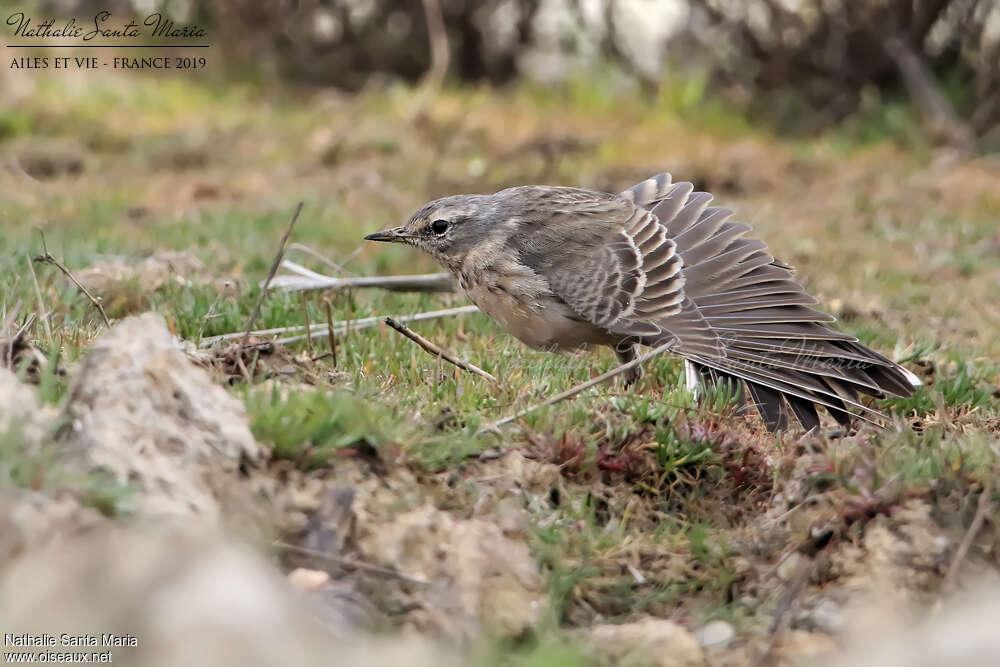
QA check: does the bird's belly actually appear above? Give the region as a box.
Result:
[466,284,612,350]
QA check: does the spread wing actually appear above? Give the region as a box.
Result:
[525,173,917,432]
[535,181,723,360]
[627,173,916,431]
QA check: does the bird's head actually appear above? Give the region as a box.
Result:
[364,194,497,269]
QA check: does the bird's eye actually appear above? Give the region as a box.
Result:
[430,219,449,235]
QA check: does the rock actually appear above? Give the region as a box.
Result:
[586,617,705,667]
[0,488,106,563]
[795,597,844,634]
[288,568,330,591]
[776,551,806,583]
[830,500,951,603]
[60,313,261,520]
[468,451,563,516]
[819,585,1000,667]
[355,503,547,639]
[695,620,735,648]
[0,367,58,450]
[0,525,452,667]
[76,252,216,316]
[774,630,838,664]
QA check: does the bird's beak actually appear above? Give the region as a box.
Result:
[364,226,408,243]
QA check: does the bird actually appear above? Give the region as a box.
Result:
[364,173,920,432]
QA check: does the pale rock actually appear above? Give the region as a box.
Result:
[355,503,547,639]
[60,313,261,520]
[695,619,735,648]
[586,617,705,667]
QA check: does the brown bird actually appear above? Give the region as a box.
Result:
[365,173,919,431]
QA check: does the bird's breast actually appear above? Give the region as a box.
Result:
[459,261,613,350]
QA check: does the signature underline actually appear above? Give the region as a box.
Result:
[5,44,210,48]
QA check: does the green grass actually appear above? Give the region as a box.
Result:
[885,359,999,416]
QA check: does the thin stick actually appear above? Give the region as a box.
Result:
[240,202,304,349]
[481,340,675,432]
[200,304,479,348]
[384,316,498,385]
[288,242,354,276]
[944,478,994,591]
[300,294,313,357]
[340,245,364,269]
[26,254,52,341]
[751,554,812,667]
[270,263,453,293]
[33,252,111,328]
[271,540,428,586]
[324,300,337,368]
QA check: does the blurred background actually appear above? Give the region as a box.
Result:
[19,0,1000,146]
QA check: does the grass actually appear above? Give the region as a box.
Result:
[1,65,998,665]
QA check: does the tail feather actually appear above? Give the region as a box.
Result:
[786,394,821,431]
[685,351,885,428]
[746,382,789,431]
[630,177,917,432]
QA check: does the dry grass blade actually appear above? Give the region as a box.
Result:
[324,300,337,368]
[200,304,479,348]
[270,261,454,293]
[32,252,111,328]
[26,253,52,341]
[240,202,304,349]
[288,242,354,275]
[384,316,499,384]
[480,340,675,433]
[300,294,313,357]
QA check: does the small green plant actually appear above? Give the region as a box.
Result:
[244,385,390,466]
[886,360,996,416]
[654,423,715,475]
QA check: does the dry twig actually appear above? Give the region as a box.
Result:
[300,294,313,357]
[33,252,111,328]
[324,300,338,368]
[944,478,995,591]
[751,553,813,667]
[480,340,675,433]
[240,202,304,349]
[271,540,428,586]
[288,242,354,276]
[270,261,453,293]
[200,304,479,348]
[384,316,498,384]
[235,203,303,382]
